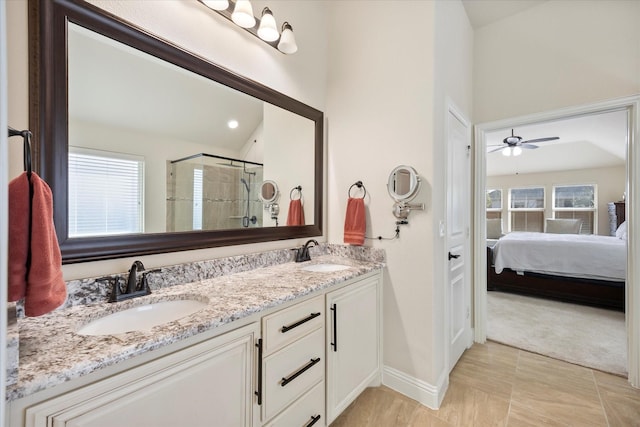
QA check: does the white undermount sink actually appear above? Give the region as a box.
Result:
[77,299,208,336]
[301,263,351,273]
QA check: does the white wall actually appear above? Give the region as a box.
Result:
[263,104,315,226]
[474,0,640,123]
[326,0,472,405]
[487,166,626,235]
[6,0,329,279]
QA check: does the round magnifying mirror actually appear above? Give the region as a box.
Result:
[259,180,279,204]
[387,165,420,202]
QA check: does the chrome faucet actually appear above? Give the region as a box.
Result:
[294,239,319,263]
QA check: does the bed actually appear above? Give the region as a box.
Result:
[487,231,626,311]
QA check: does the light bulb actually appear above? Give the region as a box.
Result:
[512,146,522,156]
[201,0,229,11]
[277,22,297,54]
[257,7,279,42]
[232,0,256,28]
[502,147,512,157]
[228,120,239,129]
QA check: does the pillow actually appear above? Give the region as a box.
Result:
[486,218,503,239]
[616,221,627,240]
[545,218,582,234]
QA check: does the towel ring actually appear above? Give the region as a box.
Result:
[8,127,33,177]
[348,181,366,199]
[290,186,302,200]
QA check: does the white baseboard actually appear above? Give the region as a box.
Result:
[382,365,449,410]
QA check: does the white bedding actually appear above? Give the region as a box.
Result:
[492,232,626,282]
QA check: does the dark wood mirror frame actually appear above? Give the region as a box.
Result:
[28,0,323,263]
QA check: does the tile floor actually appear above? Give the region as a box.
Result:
[330,341,640,426]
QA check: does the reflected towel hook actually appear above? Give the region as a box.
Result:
[348,181,366,199]
[290,185,302,200]
[8,127,32,177]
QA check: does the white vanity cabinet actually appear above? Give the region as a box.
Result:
[325,273,382,424]
[259,295,325,426]
[9,268,383,427]
[19,323,259,427]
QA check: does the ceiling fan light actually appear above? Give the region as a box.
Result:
[512,146,522,156]
[502,147,512,157]
[231,0,256,28]
[257,7,279,42]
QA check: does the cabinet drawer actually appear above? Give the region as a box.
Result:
[264,381,325,427]
[263,328,324,421]
[262,295,324,355]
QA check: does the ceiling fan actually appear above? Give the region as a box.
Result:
[488,129,559,156]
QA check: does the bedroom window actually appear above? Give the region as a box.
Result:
[486,189,502,219]
[553,184,596,234]
[509,187,545,232]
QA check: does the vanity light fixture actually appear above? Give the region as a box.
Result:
[201,0,229,10]
[277,22,298,54]
[198,0,298,54]
[231,0,255,28]
[257,8,279,42]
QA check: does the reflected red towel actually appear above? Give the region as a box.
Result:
[344,197,366,246]
[8,172,67,317]
[286,199,305,226]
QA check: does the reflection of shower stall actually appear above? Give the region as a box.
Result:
[167,153,264,231]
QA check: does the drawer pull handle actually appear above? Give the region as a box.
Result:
[306,414,322,427]
[330,303,337,352]
[281,312,321,333]
[255,338,263,405]
[281,357,321,387]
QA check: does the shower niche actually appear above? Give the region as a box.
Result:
[167,153,264,232]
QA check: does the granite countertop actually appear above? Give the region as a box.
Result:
[7,255,383,402]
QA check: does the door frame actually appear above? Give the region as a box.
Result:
[473,95,640,387]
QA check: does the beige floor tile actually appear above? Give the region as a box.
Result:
[510,379,608,426]
[593,370,640,427]
[329,342,637,427]
[331,386,419,427]
[515,351,601,397]
[449,342,518,401]
[407,407,455,427]
[507,401,571,426]
[426,380,510,427]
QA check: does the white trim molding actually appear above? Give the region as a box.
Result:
[382,365,449,410]
[1,0,9,415]
[473,95,640,388]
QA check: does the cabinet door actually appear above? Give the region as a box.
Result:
[325,274,381,424]
[26,323,258,427]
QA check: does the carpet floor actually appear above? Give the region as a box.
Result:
[487,291,627,376]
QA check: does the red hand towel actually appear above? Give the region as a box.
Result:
[9,172,67,317]
[8,173,29,302]
[286,199,305,226]
[344,197,366,246]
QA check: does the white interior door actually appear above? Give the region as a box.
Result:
[446,104,472,371]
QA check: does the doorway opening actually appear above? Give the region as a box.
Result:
[473,96,640,387]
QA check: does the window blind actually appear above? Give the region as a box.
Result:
[68,149,143,237]
[193,168,203,230]
[553,184,596,234]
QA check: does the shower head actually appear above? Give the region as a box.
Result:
[240,178,249,192]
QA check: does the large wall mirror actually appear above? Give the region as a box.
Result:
[29,0,323,263]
